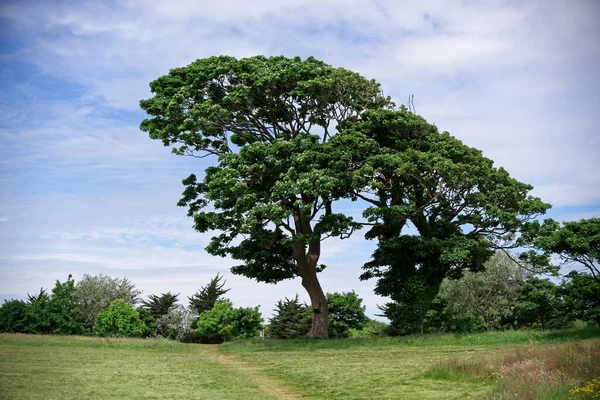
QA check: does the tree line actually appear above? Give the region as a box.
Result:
[0,273,375,342]
[1,254,598,340]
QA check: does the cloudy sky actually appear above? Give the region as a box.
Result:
[1,0,599,319]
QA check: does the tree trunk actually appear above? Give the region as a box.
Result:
[301,268,329,338]
[291,204,329,338]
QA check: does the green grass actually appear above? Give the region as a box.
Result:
[0,334,279,400]
[1,327,599,399]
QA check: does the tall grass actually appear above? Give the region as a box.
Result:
[425,339,600,399]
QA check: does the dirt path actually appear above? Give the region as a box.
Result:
[198,345,301,400]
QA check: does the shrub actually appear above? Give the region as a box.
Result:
[327,291,367,338]
[94,299,146,337]
[348,318,389,338]
[23,276,85,335]
[46,275,85,335]
[22,289,51,334]
[0,300,28,333]
[268,295,311,339]
[179,330,224,344]
[75,274,142,327]
[196,300,262,341]
[137,307,157,338]
[155,305,197,339]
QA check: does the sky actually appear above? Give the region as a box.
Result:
[0,0,599,319]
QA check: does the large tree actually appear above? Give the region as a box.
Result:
[140,56,391,338]
[337,109,550,334]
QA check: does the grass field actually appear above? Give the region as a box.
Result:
[1,328,599,399]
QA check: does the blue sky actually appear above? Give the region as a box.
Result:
[0,0,599,319]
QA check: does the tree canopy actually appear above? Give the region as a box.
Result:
[440,252,526,331]
[335,109,550,334]
[140,55,392,338]
[521,218,600,281]
[141,292,179,320]
[75,274,141,326]
[188,273,230,316]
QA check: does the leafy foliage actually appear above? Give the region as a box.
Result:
[22,276,84,335]
[0,300,28,333]
[46,275,85,335]
[94,299,146,337]
[136,307,158,338]
[439,252,526,331]
[75,274,142,326]
[155,305,198,339]
[561,271,600,326]
[188,274,230,317]
[268,295,311,339]
[327,291,367,338]
[22,288,51,334]
[196,300,262,341]
[336,109,550,335]
[348,318,389,338]
[521,218,600,281]
[140,55,392,338]
[513,276,568,330]
[141,292,179,320]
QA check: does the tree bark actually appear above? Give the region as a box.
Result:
[292,207,329,338]
[301,268,329,338]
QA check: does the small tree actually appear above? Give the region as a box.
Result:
[23,288,51,334]
[513,276,565,330]
[141,292,179,320]
[95,299,146,337]
[196,300,262,341]
[0,300,28,333]
[327,291,367,338]
[188,274,230,325]
[75,274,142,327]
[23,276,84,335]
[155,305,198,339]
[439,252,526,331]
[47,274,85,335]
[268,295,311,339]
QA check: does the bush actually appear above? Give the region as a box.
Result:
[94,299,146,337]
[22,276,85,335]
[327,291,367,338]
[75,274,142,327]
[0,300,28,333]
[348,318,389,338]
[136,307,157,337]
[179,330,224,344]
[22,289,51,334]
[155,305,197,339]
[268,295,311,339]
[196,300,262,341]
[46,275,85,335]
